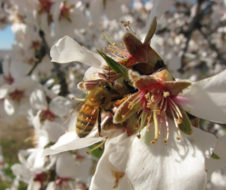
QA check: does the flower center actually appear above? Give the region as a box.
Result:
[59,2,74,21]
[40,109,56,122]
[9,89,24,102]
[38,0,53,13]
[34,172,46,184]
[140,86,184,144]
[4,75,14,85]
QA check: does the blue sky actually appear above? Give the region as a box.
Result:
[0,26,15,50]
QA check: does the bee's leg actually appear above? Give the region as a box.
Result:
[98,108,102,137]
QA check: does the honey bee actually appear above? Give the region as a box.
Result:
[76,84,119,138]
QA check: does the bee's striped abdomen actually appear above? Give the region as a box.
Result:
[76,103,99,138]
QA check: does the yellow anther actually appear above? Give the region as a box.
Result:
[177,118,183,124]
[150,95,155,102]
[145,93,150,99]
[146,101,153,109]
[163,91,170,98]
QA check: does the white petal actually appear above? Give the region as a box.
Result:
[0,85,9,99]
[50,36,103,67]
[43,121,64,142]
[46,182,56,190]
[56,152,92,180]
[90,133,133,190]
[27,148,46,170]
[4,98,15,115]
[10,60,30,79]
[44,131,103,155]
[210,170,226,190]
[83,66,103,81]
[30,89,47,110]
[124,127,216,190]
[182,70,226,124]
[11,164,31,183]
[49,96,72,117]
[206,135,226,175]
[27,181,41,190]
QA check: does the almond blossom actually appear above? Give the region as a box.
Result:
[48,25,226,189]
[0,57,39,120]
[1,0,226,189]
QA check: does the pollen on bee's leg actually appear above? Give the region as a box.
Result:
[151,110,159,144]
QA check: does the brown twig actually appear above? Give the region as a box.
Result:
[28,30,69,96]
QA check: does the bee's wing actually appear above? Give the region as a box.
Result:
[64,102,83,124]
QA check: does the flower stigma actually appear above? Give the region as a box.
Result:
[40,109,56,122]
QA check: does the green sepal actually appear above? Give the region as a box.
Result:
[44,142,55,148]
[211,152,220,160]
[144,16,157,45]
[179,108,193,135]
[97,50,129,81]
